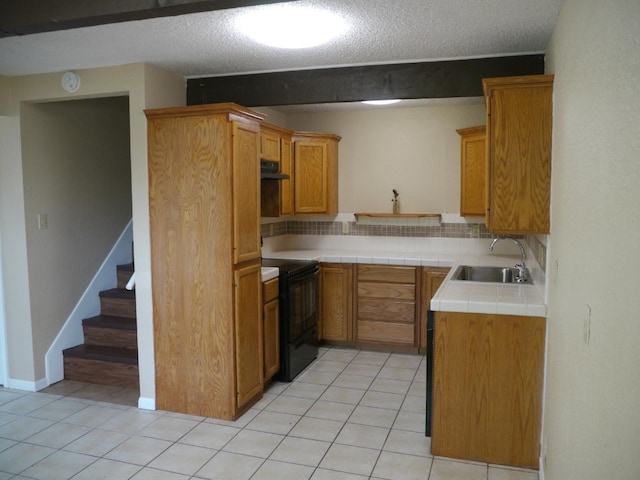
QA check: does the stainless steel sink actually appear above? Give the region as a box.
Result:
[452,265,532,284]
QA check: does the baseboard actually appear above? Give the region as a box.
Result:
[6,377,48,392]
[539,456,546,480]
[138,396,155,410]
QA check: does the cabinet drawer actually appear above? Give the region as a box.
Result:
[262,278,279,303]
[357,298,415,323]
[357,320,415,345]
[357,265,416,284]
[358,282,415,300]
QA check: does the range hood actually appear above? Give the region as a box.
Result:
[260,160,290,180]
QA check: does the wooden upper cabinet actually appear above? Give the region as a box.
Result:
[233,120,261,264]
[293,132,341,215]
[260,122,294,217]
[457,125,486,217]
[280,137,294,216]
[483,75,553,234]
[260,129,281,162]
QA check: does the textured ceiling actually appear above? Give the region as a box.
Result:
[0,0,564,78]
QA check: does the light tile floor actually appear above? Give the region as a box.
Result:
[0,346,539,480]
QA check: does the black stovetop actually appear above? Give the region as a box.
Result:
[262,258,319,276]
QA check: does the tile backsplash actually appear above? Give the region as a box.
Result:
[261,220,494,239]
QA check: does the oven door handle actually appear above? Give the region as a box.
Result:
[289,265,320,283]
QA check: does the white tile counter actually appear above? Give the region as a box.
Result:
[430,254,546,317]
[262,246,546,318]
[261,267,279,282]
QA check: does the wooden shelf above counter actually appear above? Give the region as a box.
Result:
[354,213,442,226]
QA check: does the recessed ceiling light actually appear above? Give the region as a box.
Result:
[362,99,402,105]
[236,5,348,49]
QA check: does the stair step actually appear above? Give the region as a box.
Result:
[63,345,139,389]
[117,263,134,289]
[99,288,136,318]
[83,315,137,349]
[63,344,138,364]
[83,314,136,329]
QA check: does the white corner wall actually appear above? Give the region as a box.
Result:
[543,1,640,479]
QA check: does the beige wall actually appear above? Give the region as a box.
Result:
[0,64,184,399]
[284,103,486,214]
[543,1,640,478]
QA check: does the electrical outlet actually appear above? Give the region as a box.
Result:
[269,223,274,236]
[38,213,48,230]
[342,222,350,234]
[471,224,480,238]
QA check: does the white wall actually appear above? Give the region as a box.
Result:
[284,103,486,214]
[543,1,640,478]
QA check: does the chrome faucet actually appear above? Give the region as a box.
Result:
[489,236,528,282]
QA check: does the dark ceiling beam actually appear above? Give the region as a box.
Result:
[0,0,296,38]
[186,54,545,106]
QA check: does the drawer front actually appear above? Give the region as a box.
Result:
[357,265,416,284]
[262,278,279,303]
[357,298,415,323]
[358,282,415,300]
[357,320,415,346]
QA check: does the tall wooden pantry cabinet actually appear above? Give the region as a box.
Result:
[146,103,264,420]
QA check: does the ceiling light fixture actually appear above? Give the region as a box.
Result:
[236,5,348,49]
[362,99,402,105]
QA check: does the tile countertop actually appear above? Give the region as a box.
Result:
[261,267,279,282]
[262,249,547,318]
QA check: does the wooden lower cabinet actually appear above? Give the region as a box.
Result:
[262,278,280,383]
[419,267,450,352]
[234,264,264,412]
[319,263,353,343]
[431,311,546,468]
[356,265,419,348]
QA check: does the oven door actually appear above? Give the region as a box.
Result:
[286,266,319,341]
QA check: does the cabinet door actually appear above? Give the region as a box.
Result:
[233,121,261,264]
[263,299,280,381]
[280,137,294,216]
[293,133,340,215]
[457,126,486,217]
[261,131,280,162]
[432,311,545,468]
[235,263,263,411]
[484,75,553,234]
[419,267,450,350]
[294,140,329,214]
[320,263,353,342]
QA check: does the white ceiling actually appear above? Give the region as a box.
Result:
[0,0,564,79]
